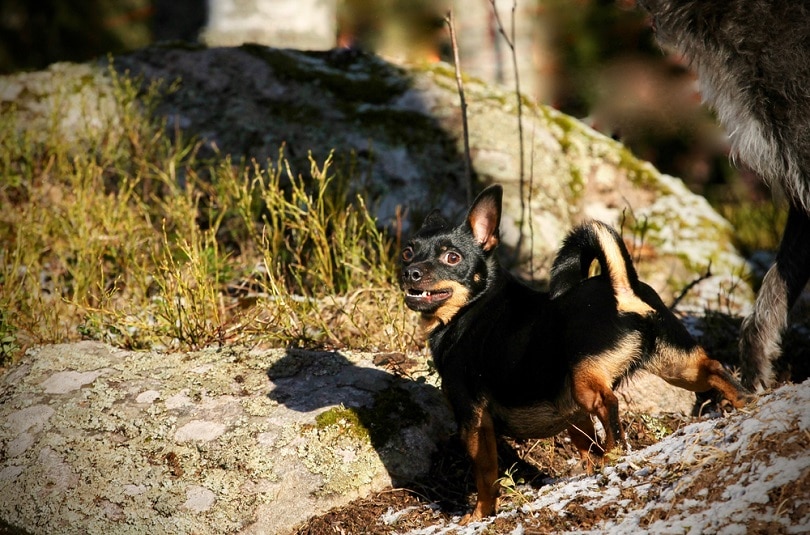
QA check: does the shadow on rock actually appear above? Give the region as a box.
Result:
[267,348,454,486]
[267,349,552,516]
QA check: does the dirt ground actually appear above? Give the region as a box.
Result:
[292,413,695,534]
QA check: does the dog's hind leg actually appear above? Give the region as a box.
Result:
[649,346,751,408]
[459,406,499,525]
[740,204,810,390]
[567,414,603,474]
[572,368,625,452]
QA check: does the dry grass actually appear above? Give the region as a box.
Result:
[0,67,418,365]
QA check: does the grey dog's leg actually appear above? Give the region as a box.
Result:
[740,205,810,390]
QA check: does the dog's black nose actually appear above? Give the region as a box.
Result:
[404,266,423,282]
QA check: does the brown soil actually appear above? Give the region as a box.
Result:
[293,413,692,534]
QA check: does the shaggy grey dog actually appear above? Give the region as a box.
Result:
[638,0,810,390]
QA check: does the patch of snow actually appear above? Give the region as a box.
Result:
[399,379,810,534]
[381,506,419,526]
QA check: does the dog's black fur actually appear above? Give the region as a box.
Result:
[638,0,810,390]
[400,185,749,522]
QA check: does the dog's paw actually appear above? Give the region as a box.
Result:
[459,509,487,526]
[459,498,497,525]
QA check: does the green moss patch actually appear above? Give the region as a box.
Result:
[315,386,427,448]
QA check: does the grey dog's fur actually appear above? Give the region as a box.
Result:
[639,0,810,390]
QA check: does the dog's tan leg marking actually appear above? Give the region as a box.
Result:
[567,415,603,474]
[648,346,751,408]
[572,367,624,452]
[460,407,499,525]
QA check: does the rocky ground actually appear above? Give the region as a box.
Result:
[2,323,808,535]
[295,380,810,535]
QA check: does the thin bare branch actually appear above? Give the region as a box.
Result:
[489,0,528,270]
[445,9,474,205]
[671,262,713,311]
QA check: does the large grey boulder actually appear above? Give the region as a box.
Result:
[0,342,452,534]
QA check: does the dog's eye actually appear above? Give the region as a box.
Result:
[443,251,462,265]
[401,247,414,262]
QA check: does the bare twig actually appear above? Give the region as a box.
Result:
[489,0,528,268]
[670,262,713,311]
[445,9,474,205]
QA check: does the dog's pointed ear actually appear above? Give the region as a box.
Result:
[416,209,449,235]
[467,185,502,252]
[423,209,448,228]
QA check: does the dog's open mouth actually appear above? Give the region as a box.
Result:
[404,287,452,309]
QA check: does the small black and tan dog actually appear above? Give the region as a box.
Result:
[400,184,749,523]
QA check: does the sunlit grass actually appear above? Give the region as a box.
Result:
[0,66,418,365]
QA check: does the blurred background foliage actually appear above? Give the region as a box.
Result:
[0,0,780,235]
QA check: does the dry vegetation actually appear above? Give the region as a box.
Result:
[0,65,796,369]
[0,68,418,366]
[0,70,792,366]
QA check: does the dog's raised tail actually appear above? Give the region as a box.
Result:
[550,221,653,315]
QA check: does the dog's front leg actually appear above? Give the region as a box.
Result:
[740,204,810,390]
[459,406,499,525]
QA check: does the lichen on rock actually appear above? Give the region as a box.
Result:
[0,342,451,534]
